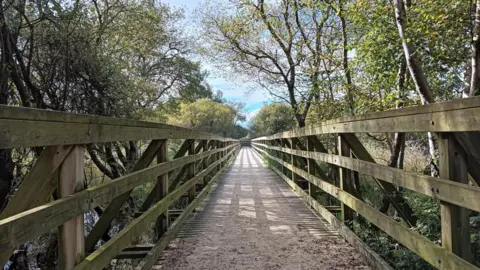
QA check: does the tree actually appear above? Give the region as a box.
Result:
[168,98,246,138]
[0,0,214,266]
[249,103,297,137]
[199,0,326,127]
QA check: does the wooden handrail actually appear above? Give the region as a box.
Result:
[252,96,480,140]
[253,142,480,213]
[0,143,237,252]
[326,95,480,125]
[0,106,236,149]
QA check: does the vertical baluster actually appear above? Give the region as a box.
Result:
[307,137,319,200]
[155,140,168,240]
[439,134,472,265]
[58,145,85,270]
[188,140,196,203]
[202,140,209,185]
[280,139,287,176]
[338,135,354,223]
[290,139,297,184]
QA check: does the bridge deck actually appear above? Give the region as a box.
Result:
[155,147,370,269]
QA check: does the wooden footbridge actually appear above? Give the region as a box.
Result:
[1,97,480,269]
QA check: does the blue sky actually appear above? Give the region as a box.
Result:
[162,0,270,124]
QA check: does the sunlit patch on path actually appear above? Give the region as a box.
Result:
[156,147,371,270]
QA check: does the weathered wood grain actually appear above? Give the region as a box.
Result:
[187,140,196,203]
[155,140,169,240]
[0,119,238,149]
[253,106,480,140]
[325,96,480,125]
[338,136,354,222]
[438,134,472,264]
[0,145,75,267]
[58,146,85,270]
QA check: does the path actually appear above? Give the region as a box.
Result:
[155,147,370,269]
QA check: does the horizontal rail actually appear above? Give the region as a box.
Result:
[252,97,480,140]
[74,145,239,269]
[253,145,478,270]
[0,106,236,149]
[326,96,480,125]
[253,142,480,213]
[0,143,238,252]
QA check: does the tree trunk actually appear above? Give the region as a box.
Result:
[339,0,354,115]
[470,0,480,96]
[381,59,407,213]
[0,24,14,213]
[394,0,437,177]
[389,58,407,169]
[295,113,306,128]
[0,149,14,213]
[393,0,434,104]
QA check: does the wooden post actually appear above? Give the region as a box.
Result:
[439,133,472,265]
[338,135,354,223]
[155,140,168,240]
[221,141,226,167]
[290,139,297,184]
[58,145,85,270]
[280,139,287,176]
[216,141,221,172]
[307,137,319,200]
[202,140,209,185]
[222,142,228,168]
[188,140,196,203]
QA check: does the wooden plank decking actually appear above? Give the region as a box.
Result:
[154,147,370,269]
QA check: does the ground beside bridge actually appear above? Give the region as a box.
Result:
[154,147,370,269]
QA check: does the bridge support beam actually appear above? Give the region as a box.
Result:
[439,134,472,264]
[340,133,417,227]
[85,139,164,253]
[58,145,85,270]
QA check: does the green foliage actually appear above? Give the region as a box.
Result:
[249,103,297,137]
[168,98,246,138]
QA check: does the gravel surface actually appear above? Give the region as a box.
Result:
[155,148,371,270]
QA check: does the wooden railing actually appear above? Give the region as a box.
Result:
[252,96,480,270]
[0,105,240,269]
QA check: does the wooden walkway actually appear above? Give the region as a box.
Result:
[155,147,370,269]
[3,98,480,269]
